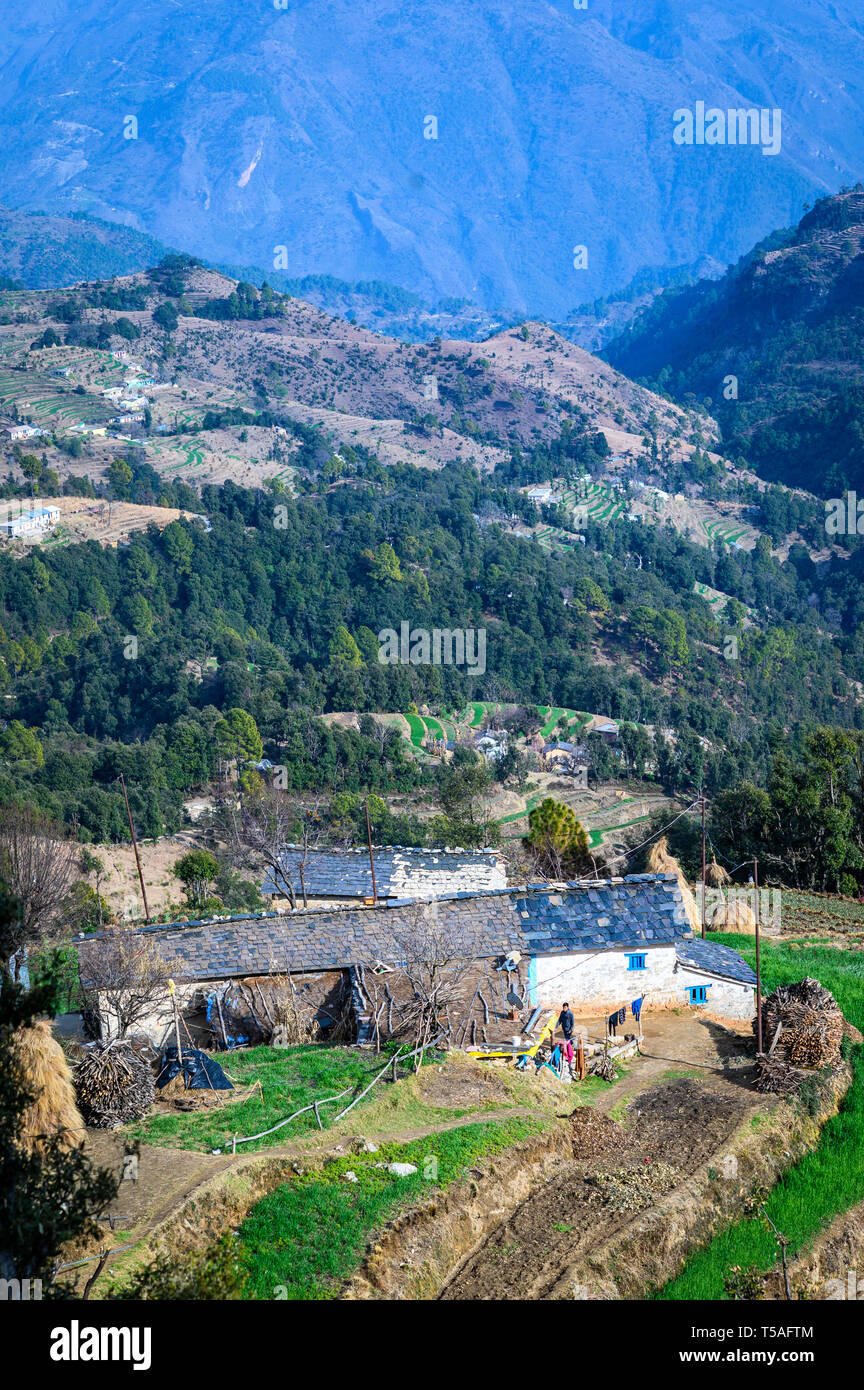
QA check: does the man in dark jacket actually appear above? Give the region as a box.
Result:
[558,1003,574,1040]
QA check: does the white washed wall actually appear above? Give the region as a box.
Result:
[532,947,754,1021]
[677,968,755,1020]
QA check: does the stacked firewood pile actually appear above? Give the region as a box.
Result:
[754,978,845,1096]
[74,1039,156,1128]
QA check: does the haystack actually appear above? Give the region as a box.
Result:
[754,978,845,1093]
[646,836,701,933]
[705,855,730,888]
[11,1019,83,1154]
[74,1040,155,1129]
[708,895,756,932]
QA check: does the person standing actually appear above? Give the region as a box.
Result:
[558,1001,574,1043]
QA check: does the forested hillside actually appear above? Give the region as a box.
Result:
[606,189,864,498]
[1,458,862,850]
[0,244,861,893]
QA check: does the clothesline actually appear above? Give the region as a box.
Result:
[606,993,644,1036]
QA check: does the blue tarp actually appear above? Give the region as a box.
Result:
[157,1047,234,1090]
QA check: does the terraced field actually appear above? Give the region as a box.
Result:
[780,890,864,936]
[536,705,590,738]
[700,514,754,547]
[0,366,113,430]
[150,436,209,471]
[533,524,588,554]
[561,482,629,523]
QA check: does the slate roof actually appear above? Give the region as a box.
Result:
[676,938,757,986]
[79,873,703,985]
[261,846,505,899]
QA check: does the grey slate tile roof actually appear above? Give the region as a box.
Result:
[676,938,757,986]
[79,873,714,985]
[261,846,505,898]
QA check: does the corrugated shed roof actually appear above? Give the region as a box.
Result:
[79,873,712,984]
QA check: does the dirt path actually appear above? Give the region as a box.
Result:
[82,1132,230,1250]
[85,1101,541,1255]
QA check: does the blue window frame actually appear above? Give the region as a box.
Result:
[626,953,647,971]
[687,985,710,1004]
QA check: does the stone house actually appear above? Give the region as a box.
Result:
[260,845,507,907]
[77,873,756,1048]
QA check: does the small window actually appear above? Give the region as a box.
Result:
[626,953,647,971]
[687,985,710,1004]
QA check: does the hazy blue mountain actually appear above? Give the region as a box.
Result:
[1,1,863,315]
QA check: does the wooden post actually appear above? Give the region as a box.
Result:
[700,793,707,939]
[119,772,150,923]
[169,979,183,1069]
[754,858,763,1054]
[365,800,378,903]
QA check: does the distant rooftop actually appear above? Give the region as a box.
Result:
[261,845,506,899]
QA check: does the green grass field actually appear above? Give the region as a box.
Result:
[658,936,864,1299]
[239,1115,545,1299]
[126,1045,397,1154]
[404,712,425,747]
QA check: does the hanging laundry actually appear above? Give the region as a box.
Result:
[607,1011,618,1037]
[631,997,643,1021]
[618,1007,626,1025]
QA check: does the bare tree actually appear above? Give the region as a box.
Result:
[0,807,78,976]
[78,932,170,1040]
[223,785,325,909]
[386,904,476,1061]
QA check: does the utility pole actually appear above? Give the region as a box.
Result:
[365,799,378,904]
[169,979,182,1067]
[754,857,763,1054]
[119,772,150,923]
[700,791,707,939]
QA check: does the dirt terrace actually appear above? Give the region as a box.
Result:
[439,1012,758,1299]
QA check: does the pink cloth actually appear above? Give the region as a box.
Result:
[564,1040,574,1064]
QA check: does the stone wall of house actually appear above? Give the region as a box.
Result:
[98,982,198,1047]
[532,945,678,1014]
[677,969,756,1021]
[532,947,754,1022]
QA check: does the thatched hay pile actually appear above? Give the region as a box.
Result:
[705,856,731,888]
[11,1019,83,1154]
[708,895,756,932]
[646,836,701,933]
[754,978,845,1094]
[74,1040,155,1129]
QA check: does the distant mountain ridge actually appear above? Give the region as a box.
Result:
[2,0,864,315]
[0,207,171,289]
[0,209,501,341]
[604,189,864,498]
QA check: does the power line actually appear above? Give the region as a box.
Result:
[581,796,702,877]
